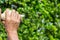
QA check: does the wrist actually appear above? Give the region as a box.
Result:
[7,30,17,34]
[7,30,19,40]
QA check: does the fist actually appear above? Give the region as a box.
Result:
[2,9,21,32]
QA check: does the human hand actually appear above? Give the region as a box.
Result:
[2,9,21,32]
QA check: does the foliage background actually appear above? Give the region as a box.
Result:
[0,0,60,40]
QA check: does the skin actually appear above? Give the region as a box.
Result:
[1,9,21,40]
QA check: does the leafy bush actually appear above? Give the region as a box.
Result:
[0,0,60,40]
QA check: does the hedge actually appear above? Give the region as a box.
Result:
[0,0,60,40]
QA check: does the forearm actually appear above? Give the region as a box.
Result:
[7,30,19,40]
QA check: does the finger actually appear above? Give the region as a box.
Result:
[16,11,19,19]
[19,15,22,21]
[18,14,22,23]
[16,11,21,22]
[11,9,16,18]
[5,9,11,19]
[2,21,5,24]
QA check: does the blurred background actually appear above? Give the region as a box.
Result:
[0,0,60,40]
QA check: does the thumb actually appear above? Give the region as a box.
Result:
[2,21,5,24]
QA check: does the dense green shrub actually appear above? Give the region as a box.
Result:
[0,0,60,40]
